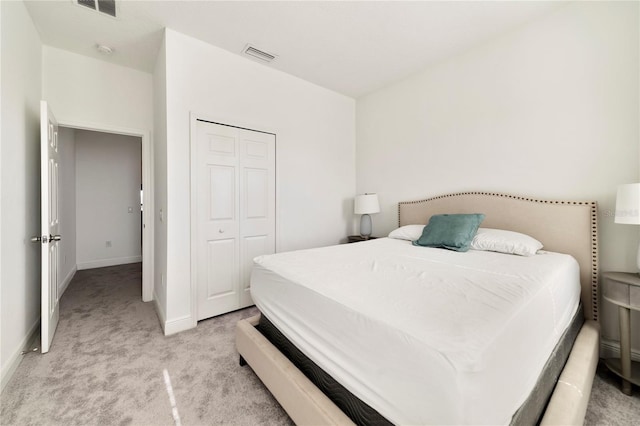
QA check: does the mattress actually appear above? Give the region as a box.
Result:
[251,238,581,425]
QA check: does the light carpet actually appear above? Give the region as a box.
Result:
[1,263,638,425]
[1,263,291,425]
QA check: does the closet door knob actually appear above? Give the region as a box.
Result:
[219,229,224,233]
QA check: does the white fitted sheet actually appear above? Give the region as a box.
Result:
[251,238,581,425]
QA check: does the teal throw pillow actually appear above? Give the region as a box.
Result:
[412,213,485,252]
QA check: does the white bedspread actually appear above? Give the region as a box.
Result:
[251,237,580,425]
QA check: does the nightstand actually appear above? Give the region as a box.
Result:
[347,235,378,243]
[602,271,640,395]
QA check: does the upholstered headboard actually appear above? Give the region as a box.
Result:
[398,192,599,321]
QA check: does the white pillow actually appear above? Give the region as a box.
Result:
[470,228,543,257]
[388,224,425,241]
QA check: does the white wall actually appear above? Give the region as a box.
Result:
[75,130,142,269]
[42,46,153,132]
[356,2,639,353]
[152,33,168,323]
[0,0,42,390]
[58,126,76,293]
[157,29,355,331]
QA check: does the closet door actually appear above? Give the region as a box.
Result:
[195,121,275,320]
[239,129,276,308]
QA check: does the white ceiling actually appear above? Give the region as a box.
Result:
[24,1,565,98]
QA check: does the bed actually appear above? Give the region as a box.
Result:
[236,192,601,425]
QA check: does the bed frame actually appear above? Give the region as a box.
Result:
[236,192,601,425]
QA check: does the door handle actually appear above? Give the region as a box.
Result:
[30,235,60,243]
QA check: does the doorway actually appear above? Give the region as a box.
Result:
[57,121,153,302]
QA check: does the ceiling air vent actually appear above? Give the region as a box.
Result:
[242,44,277,63]
[76,0,117,18]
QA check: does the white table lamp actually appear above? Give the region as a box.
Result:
[354,193,380,238]
[615,183,640,272]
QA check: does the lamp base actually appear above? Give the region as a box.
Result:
[360,214,372,238]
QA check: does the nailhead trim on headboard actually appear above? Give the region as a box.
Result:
[590,201,599,321]
[398,191,599,321]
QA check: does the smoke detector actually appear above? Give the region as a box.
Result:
[96,44,114,55]
[242,44,277,63]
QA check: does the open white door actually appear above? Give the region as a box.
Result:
[38,101,61,353]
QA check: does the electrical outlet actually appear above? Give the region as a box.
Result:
[106,241,112,248]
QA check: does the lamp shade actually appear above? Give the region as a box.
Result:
[615,183,640,225]
[354,193,380,215]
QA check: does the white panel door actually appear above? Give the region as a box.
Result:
[196,121,241,320]
[239,129,276,308]
[39,101,61,353]
[195,121,275,320]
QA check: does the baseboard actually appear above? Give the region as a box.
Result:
[164,314,195,336]
[600,338,640,362]
[0,319,40,393]
[77,255,142,270]
[153,292,195,337]
[58,265,77,297]
[153,290,167,334]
